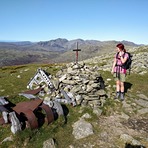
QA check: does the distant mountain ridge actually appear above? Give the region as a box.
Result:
[0,38,142,67]
[0,38,140,50]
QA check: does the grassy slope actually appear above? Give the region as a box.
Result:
[0,63,148,148]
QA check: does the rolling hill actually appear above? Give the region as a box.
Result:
[0,38,140,67]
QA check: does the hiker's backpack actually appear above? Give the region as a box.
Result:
[116,52,132,72]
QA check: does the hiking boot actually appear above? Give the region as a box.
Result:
[120,92,124,101]
[114,92,120,99]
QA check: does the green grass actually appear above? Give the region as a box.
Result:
[0,63,63,96]
[126,73,148,96]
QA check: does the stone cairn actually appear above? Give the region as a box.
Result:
[26,62,107,109]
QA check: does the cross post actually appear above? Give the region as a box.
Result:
[73,42,81,63]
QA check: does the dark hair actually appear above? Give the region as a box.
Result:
[116,43,126,52]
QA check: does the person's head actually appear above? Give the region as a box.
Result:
[116,43,126,52]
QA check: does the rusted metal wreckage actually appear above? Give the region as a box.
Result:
[0,68,75,134]
[0,96,62,134]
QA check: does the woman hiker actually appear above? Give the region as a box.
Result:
[111,43,129,101]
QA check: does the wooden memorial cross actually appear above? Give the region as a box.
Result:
[73,42,81,63]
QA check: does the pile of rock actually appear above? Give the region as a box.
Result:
[55,63,107,107]
[27,62,107,108]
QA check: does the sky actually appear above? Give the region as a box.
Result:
[0,0,148,44]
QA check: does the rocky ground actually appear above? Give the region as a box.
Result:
[42,93,148,148]
[96,96,148,148]
[65,87,148,148]
[83,46,148,75]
